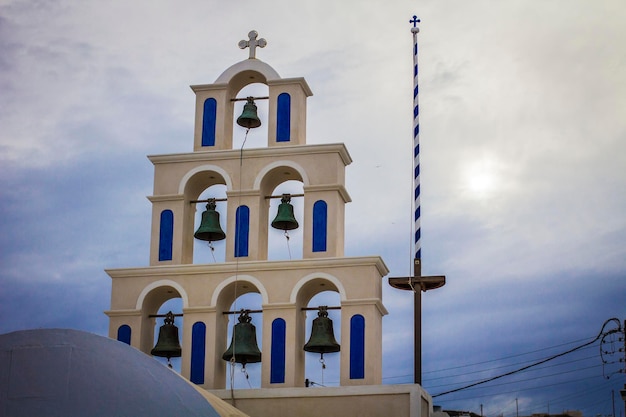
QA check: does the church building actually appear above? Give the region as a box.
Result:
[104,30,432,417]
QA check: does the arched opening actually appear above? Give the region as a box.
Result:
[192,184,228,264]
[302,289,341,387]
[232,83,269,150]
[223,291,264,389]
[267,179,304,261]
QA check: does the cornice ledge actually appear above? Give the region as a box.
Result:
[104,309,142,317]
[261,302,296,311]
[147,194,185,203]
[341,298,389,316]
[105,256,389,278]
[267,77,313,97]
[189,83,228,93]
[183,306,217,315]
[147,143,352,166]
[303,184,352,203]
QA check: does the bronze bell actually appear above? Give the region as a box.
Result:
[271,194,299,231]
[222,310,262,367]
[304,306,340,355]
[236,97,262,129]
[151,311,182,362]
[194,199,226,242]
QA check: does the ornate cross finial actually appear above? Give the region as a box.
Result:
[410,15,420,33]
[239,30,267,59]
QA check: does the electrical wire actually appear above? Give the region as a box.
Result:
[423,350,598,384]
[423,336,596,375]
[431,318,623,398]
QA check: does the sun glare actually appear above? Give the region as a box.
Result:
[469,172,494,194]
[464,158,499,198]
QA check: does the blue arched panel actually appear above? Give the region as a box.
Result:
[277,93,291,142]
[312,200,327,252]
[350,314,365,379]
[158,210,174,261]
[202,98,217,147]
[190,322,206,384]
[117,325,131,345]
[235,206,249,257]
[270,318,286,383]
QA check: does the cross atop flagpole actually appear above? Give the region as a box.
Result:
[388,16,446,386]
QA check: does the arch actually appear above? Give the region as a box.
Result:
[312,200,327,252]
[210,275,270,306]
[190,321,206,384]
[253,160,310,190]
[158,210,174,261]
[178,164,233,195]
[349,314,365,379]
[117,324,131,345]
[235,205,250,257]
[270,318,286,383]
[136,280,190,310]
[276,93,291,142]
[201,98,217,147]
[214,59,281,85]
[290,272,348,304]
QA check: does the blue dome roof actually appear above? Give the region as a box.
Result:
[0,329,221,417]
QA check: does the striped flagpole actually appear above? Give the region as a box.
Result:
[411,16,421,261]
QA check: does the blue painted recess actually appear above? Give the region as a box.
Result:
[202,98,217,147]
[158,210,174,261]
[349,315,365,379]
[117,325,131,345]
[270,319,286,383]
[312,200,327,252]
[235,206,250,257]
[276,93,291,142]
[190,322,206,384]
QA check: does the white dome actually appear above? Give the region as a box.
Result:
[0,328,221,417]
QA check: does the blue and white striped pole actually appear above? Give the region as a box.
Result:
[388,17,445,385]
[410,15,423,386]
[411,16,421,261]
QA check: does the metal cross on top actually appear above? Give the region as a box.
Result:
[239,30,267,59]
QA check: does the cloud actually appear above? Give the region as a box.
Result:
[0,0,624,414]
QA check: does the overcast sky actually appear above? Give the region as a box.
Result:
[1,1,625,416]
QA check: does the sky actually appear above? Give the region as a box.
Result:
[1,0,625,416]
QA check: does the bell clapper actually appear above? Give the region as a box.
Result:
[320,353,326,385]
[241,364,253,388]
[285,230,292,259]
[208,241,217,263]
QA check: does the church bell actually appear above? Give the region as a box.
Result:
[303,306,340,356]
[151,311,182,364]
[222,310,262,367]
[194,199,226,242]
[236,97,262,129]
[271,194,299,231]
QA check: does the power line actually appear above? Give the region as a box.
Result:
[386,342,598,384]
[434,373,605,403]
[423,350,598,384]
[423,336,595,375]
[431,318,623,398]
[426,362,601,391]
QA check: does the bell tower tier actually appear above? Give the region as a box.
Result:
[105,30,392,394]
[192,59,312,151]
[147,143,351,265]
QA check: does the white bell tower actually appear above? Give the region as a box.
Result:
[105,32,429,410]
